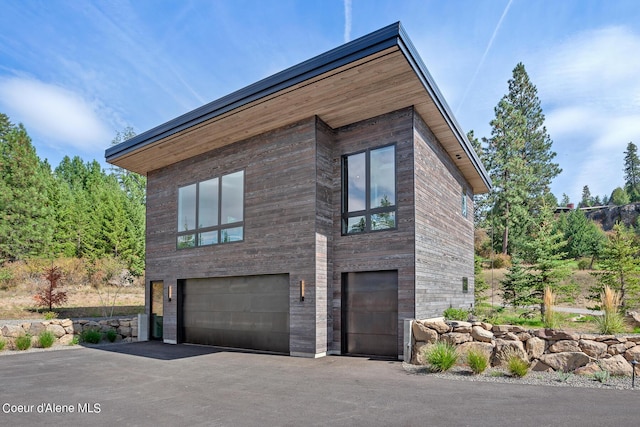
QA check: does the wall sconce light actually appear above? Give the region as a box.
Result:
[168,285,173,302]
[300,280,305,302]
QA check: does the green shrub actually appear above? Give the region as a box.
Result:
[491,253,511,269]
[0,338,6,351]
[443,307,468,321]
[43,311,58,320]
[106,329,118,343]
[15,334,32,351]
[596,286,625,335]
[81,329,102,344]
[70,335,79,346]
[593,370,610,383]
[507,353,529,377]
[556,371,572,382]
[38,330,56,348]
[424,342,458,372]
[577,258,591,270]
[466,349,488,374]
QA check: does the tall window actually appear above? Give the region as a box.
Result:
[177,170,244,248]
[461,189,468,218]
[342,145,396,234]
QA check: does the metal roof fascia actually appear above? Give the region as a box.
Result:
[395,24,492,191]
[105,22,404,163]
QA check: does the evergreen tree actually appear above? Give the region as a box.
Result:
[624,142,640,202]
[591,223,640,310]
[580,185,592,208]
[500,256,531,308]
[0,114,55,262]
[484,63,561,255]
[561,210,605,262]
[610,187,630,206]
[560,193,570,207]
[522,205,571,316]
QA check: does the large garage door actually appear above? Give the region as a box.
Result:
[342,270,398,358]
[181,274,289,354]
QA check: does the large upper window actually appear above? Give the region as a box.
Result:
[177,170,244,249]
[342,145,396,234]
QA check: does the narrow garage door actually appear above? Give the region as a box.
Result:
[342,270,398,358]
[182,274,289,354]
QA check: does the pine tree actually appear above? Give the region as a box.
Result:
[500,257,531,308]
[0,114,54,262]
[610,187,630,206]
[484,63,561,255]
[624,142,640,202]
[590,223,640,310]
[580,185,592,208]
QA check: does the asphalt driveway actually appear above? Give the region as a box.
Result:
[0,341,638,427]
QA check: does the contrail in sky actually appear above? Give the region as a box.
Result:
[344,0,352,42]
[456,0,513,115]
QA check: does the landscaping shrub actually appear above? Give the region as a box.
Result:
[577,258,591,270]
[506,352,529,377]
[70,335,79,346]
[424,342,458,372]
[596,286,624,335]
[43,311,58,320]
[81,329,102,344]
[0,337,6,351]
[466,349,488,374]
[491,253,511,269]
[593,370,610,384]
[15,334,32,351]
[106,329,118,343]
[443,307,468,321]
[542,286,558,329]
[38,330,56,348]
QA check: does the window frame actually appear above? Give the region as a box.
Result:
[341,144,397,235]
[176,170,245,249]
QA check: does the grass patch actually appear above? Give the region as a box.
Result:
[443,307,469,321]
[0,337,5,351]
[15,334,32,351]
[593,370,610,383]
[596,286,625,335]
[80,329,102,344]
[69,335,80,346]
[38,330,56,348]
[506,352,529,378]
[423,342,458,372]
[467,350,489,374]
[106,329,118,343]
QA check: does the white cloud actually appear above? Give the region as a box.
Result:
[0,77,112,151]
[532,26,640,202]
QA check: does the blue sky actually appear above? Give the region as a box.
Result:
[1,0,639,204]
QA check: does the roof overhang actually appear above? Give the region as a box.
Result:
[105,22,491,193]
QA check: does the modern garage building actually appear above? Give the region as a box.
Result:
[106,22,491,359]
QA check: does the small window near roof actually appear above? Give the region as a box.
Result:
[461,189,468,218]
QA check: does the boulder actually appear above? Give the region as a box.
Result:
[526,337,546,359]
[60,319,73,328]
[548,340,581,353]
[83,321,100,331]
[599,355,633,376]
[28,322,47,336]
[441,332,471,346]
[538,352,590,372]
[452,324,472,334]
[536,329,579,341]
[57,334,75,346]
[574,362,602,376]
[1,324,24,338]
[578,339,608,359]
[507,326,526,333]
[608,343,628,356]
[46,324,66,338]
[625,311,640,328]
[117,326,132,337]
[72,323,83,334]
[471,326,494,343]
[515,332,532,342]
[412,322,438,343]
[412,342,433,365]
[531,360,553,372]
[501,332,520,341]
[480,322,493,331]
[456,341,494,359]
[492,325,510,333]
[623,345,640,362]
[423,320,450,334]
[491,339,527,367]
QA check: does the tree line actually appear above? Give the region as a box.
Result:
[0,113,145,275]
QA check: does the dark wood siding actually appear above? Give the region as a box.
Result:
[413,111,475,318]
[330,108,416,356]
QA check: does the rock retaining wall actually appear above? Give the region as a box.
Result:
[411,319,640,376]
[0,318,138,349]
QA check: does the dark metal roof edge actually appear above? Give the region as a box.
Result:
[105,22,403,162]
[396,24,492,191]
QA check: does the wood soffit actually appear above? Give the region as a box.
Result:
[106,23,491,193]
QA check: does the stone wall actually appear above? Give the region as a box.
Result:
[411,319,640,376]
[0,317,138,350]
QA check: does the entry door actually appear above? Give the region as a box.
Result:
[342,270,398,358]
[150,281,163,340]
